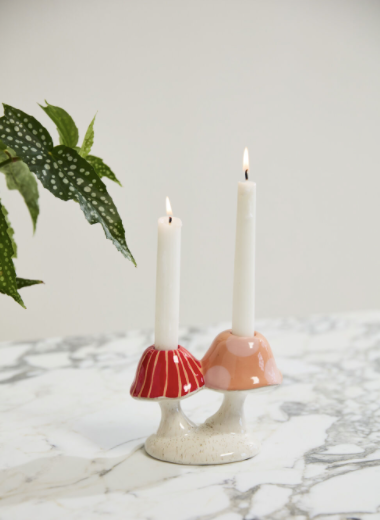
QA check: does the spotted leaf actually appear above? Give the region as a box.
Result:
[0,105,135,264]
[0,202,17,258]
[0,200,24,308]
[79,114,96,158]
[16,277,44,289]
[86,155,122,186]
[39,100,79,148]
[0,147,39,232]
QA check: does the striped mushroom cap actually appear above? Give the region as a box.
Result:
[201,330,282,392]
[130,346,204,399]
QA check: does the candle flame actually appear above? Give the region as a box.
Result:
[243,147,249,173]
[166,196,173,217]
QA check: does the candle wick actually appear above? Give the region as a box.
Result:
[245,170,249,180]
[169,216,172,224]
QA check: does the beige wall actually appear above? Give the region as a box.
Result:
[1,0,379,341]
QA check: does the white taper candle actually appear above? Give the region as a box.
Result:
[154,197,182,350]
[232,148,256,337]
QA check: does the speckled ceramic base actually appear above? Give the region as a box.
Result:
[144,391,264,465]
[145,423,260,465]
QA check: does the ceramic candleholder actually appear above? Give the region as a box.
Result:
[198,330,282,463]
[130,332,282,465]
[130,345,205,462]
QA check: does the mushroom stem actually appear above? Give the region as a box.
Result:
[156,399,195,437]
[205,392,248,434]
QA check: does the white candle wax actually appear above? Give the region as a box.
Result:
[154,206,182,351]
[231,177,256,338]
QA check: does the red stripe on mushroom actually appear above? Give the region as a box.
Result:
[150,350,168,399]
[181,348,204,388]
[130,348,149,396]
[177,350,189,394]
[178,348,197,393]
[147,350,160,398]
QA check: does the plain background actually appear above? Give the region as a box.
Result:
[1,0,379,341]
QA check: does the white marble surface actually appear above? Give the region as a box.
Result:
[0,311,380,519]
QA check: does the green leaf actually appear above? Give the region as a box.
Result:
[79,114,96,158]
[0,200,25,308]
[86,155,122,186]
[0,105,136,265]
[0,147,39,232]
[39,100,79,148]
[0,202,17,258]
[16,277,44,289]
[0,138,6,151]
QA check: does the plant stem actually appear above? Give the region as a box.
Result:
[0,156,21,169]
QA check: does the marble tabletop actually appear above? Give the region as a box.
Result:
[0,311,379,520]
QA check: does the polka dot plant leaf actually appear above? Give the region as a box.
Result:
[86,155,122,186]
[0,200,25,308]
[79,114,96,158]
[16,277,44,289]
[0,147,39,232]
[0,105,136,265]
[39,100,79,148]
[0,203,17,258]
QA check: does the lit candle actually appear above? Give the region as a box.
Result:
[154,197,182,350]
[232,148,256,337]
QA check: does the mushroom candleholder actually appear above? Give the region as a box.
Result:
[130,332,282,465]
[130,345,204,463]
[199,329,282,463]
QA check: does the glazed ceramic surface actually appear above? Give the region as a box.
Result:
[131,342,263,464]
[144,391,262,465]
[130,345,204,399]
[0,312,380,519]
[132,333,281,465]
[202,330,282,391]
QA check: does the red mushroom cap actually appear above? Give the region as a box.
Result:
[130,345,204,399]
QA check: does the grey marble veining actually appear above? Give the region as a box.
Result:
[0,311,379,519]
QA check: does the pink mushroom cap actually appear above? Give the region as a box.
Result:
[201,330,282,392]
